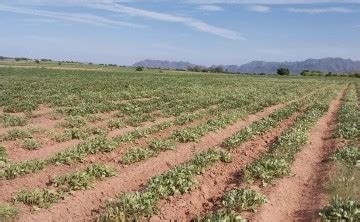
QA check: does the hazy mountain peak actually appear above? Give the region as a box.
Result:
[133,57,360,74]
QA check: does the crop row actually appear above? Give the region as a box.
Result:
[120,93,301,165]
[99,88,338,221]
[194,188,267,221]
[0,83,306,180]
[243,89,338,185]
[192,87,340,219]
[0,109,207,179]
[319,85,360,221]
[97,149,231,221]
[15,164,116,209]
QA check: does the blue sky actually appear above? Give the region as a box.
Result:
[0,0,359,66]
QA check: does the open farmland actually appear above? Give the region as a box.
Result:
[0,67,359,221]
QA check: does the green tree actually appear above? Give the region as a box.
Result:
[277,68,290,76]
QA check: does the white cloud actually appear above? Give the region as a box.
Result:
[91,3,244,40]
[198,4,223,11]
[0,4,143,28]
[288,7,353,13]
[248,5,270,12]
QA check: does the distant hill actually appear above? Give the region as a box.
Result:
[132,59,197,70]
[133,58,360,74]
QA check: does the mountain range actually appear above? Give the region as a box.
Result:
[133,58,360,74]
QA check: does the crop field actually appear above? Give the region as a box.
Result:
[0,66,359,221]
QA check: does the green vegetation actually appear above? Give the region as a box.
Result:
[61,116,86,128]
[222,101,302,149]
[1,159,46,179]
[319,196,359,221]
[16,164,116,208]
[122,139,175,164]
[22,138,41,150]
[320,85,360,221]
[2,128,32,141]
[107,119,124,130]
[0,145,7,165]
[277,67,290,76]
[1,114,27,127]
[97,149,231,221]
[222,188,268,212]
[331,146,359,165]
[16,189,63,209]
[336,86,360,140]
[51,164,117,192]
[0,204,19,221]
[0,66,358,221]
[193,210,245,222]
[244,90,337,185]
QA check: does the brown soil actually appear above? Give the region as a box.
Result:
[251,88,346,222]
[15,102,286,221]
[150,111,302,221]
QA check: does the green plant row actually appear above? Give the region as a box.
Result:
[319,196,360,221]
[331,145,360,166]
[319,85,360,221]
[122,139,175,164]
[120,88,332,165]
[243,90,338,185]
[221,87,337,150]
[0,203,19,221]
[336,85,360,140]
[120,96,299,165]
[192,210,245,222]
[172,109,246,143]
[0,128,32,141]
[1,114,27,127]
[52,126,108,142]
[0,145,7,165]
[121,108,246,164]
[193,188,267,221]
[0,109,206,180]
[222,101,303,149]
[97,149,231,221]
[15,164,116,208]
